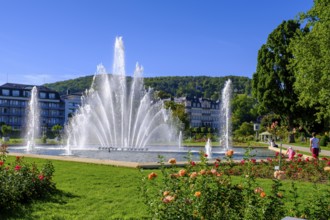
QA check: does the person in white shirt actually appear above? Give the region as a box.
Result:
[310,132,320,158]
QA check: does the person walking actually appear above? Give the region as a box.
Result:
[310,132,320,158]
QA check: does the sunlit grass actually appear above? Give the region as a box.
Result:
[1,155,328,219]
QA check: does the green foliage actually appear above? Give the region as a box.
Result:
[320,135,329,147]
[41,134,47,144]
[44,75,94,95]
[234,122,255,137]
[0,153,56,210]
[189,126,218,142]
[141,150,330,219]
[1,154,328,219]
[141,151,330,219]
[44,75,251,100]
[252,20,307,136]
[51,124,63,139]
[1,124,12,137]
[231,94,258,131]
[164,101,189,132]
[290,0,330,122]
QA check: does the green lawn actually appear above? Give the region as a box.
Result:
[1,156,329,219]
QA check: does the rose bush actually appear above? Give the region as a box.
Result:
[141,151,330,219]
[0,144,56,210]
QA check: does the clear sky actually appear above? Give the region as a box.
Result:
[0,0,314,86]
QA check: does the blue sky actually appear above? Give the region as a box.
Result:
[0,0,314,86]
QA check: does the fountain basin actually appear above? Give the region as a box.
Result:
[8,145,275,164]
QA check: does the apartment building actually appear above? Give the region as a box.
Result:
[0,83,65,134]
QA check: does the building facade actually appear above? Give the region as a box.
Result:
[60,91,83,123]
[174,97,220,129]
[0,83,65,134]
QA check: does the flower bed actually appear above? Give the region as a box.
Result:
[224,151,330,182]
[141,149,330,219]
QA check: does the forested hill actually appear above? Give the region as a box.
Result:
[44,75,251,100]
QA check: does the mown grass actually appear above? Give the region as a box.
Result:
[1,155,328,219]
[1,156,149,219]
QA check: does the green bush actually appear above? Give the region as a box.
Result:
[0,144,56,210]
[141,153,285,219]
[320,135,329,147]
[141,150,330,219]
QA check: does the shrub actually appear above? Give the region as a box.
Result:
[141,150,330,219]
[141,152,286,219]
[0,144,56,210]
[320,135,329,147]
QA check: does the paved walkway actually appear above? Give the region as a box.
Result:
[269,144,330,157]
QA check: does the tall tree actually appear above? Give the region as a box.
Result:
[231,94,258,132]
[252,20,303,142]
[290,0,330,124]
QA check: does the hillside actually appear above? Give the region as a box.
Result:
[44,75,251,100]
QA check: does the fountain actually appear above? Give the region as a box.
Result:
[220,79,232,150]
[8,39,275,163]
[65,37,179,150]
[25,86,40,151]
[178,131,182,149]
[205,138,212,159]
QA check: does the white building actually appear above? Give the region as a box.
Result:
[175,97,220,129]
[61,91,83,123]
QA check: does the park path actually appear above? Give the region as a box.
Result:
[276,144,330,157]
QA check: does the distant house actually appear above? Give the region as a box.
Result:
[0,83,65,134]
[174,97,220,129]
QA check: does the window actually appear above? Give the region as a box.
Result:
[24,91,31,97]
[50,110,58,116]
[12,108,20,114]
[49,93,56,99]
[41,102,48,108]
[49,103,59,108]
[39,92,46,99]
[10,100,19,106]
[2,89,10,96]
[0,99,9,105]
[12,90,20,96]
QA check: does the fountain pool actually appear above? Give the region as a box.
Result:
[8,145,275,163]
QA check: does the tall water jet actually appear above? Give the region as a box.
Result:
[26,86,40,151]
[219,79,232,150]
[178,131,182,149]
[66,37,179,149]
[205,138,212,158]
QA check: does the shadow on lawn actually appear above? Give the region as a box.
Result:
[0,189,79,219]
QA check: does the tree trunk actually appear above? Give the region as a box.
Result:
[288,133,295,143]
